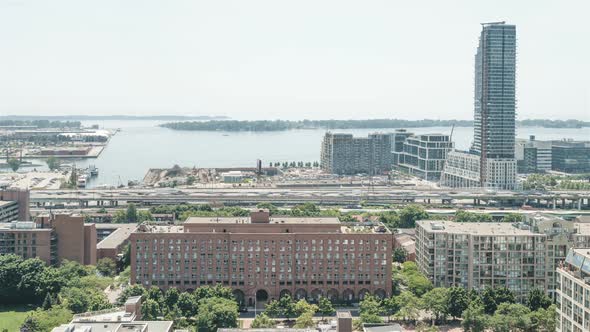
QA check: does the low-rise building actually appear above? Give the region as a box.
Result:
[552,140,590,174]
[556,248,590,332]
[52,296,174,332]
[96,223,137,261]
[130,210,392,305]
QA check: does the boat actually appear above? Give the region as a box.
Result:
[89,165,99,176]
[77,176,87,188]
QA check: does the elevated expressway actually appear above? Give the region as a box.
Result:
[29,187,590,210]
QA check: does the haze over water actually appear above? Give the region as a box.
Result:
[16,120,585,188]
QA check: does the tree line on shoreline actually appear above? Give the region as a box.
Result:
[159,118,590,131]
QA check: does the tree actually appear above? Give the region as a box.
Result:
[96,257,117,277]
[398,205,429,228]
[446,287,469,319]
[526,288,552,311]
[112,210,127,223]
[21,306,73,332]
[392,247,407,263]
[394,291,421,323]
[490,303,531,332]
[116,284,146,305]
[42,293,53,310]
[359,294,383,316]
[60,287,92,313]
[265,300,283,318]
[177,292,198,317]
[126,203,138,223]
[87,292,112,311]
[278,295,296,320]
[294,311,315,328]
[165,287,180,309]
[142,298,163,320]
[461,299,488,332]
[481,287,515,315]
[528,304,557,332]
[46,156,61,171]
[294,299,318,317]
[251,313,276,328]
[317,297,335,321]
[502,213,523,223]
[421,288,449,324]
[7,158,20,172]
[147,286,164,305]
[256,202,279,215]
[382,296,400,321]
[195,297,239,331]
[137,210,153,222]
[455,210,493,223]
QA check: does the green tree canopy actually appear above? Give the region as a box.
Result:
[461,298,488,332]
[142,298,163,320]
[526,288,552,311]
[196,297,239,332]
[96,257,117,277]
[251,313,276,328]
[421,288,449,324]
[7,158,21,172]
[317,297,335,320]
[446,286,469,319]
[398,205,429,228]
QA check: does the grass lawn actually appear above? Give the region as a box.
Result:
[0,305,34,332]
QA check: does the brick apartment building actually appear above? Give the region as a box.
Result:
[130,210,392,306]
[0,214,97,266]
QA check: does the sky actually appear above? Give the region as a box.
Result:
[0,0,589,121]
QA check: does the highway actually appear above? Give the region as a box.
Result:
[29,187,590,210]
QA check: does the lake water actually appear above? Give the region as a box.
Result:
[21,120,590,187]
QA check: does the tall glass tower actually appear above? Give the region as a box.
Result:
[471,22,517,189]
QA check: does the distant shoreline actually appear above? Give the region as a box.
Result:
[158,119,590,132]
[0,115,230,121]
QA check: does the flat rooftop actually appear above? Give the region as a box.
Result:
[0,200,16,207]
[416,220,541,236]
[52,321,173,332]
[185,216,341,225]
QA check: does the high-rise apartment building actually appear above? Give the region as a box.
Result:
[472,22,517,189]
[394,133,453,181]
[130,210,392,306]
[441,22,517,189]
[320,132,393,175]
[415,214,590,300]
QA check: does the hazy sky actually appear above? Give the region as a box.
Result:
[1,0,589,121]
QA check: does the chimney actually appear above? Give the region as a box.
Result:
[250,209,270,223]
[337,311,352,332]
[125,296,143,320]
